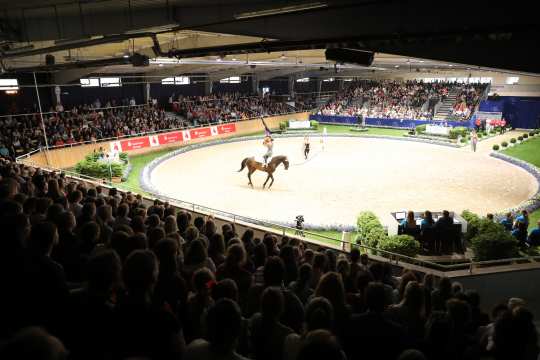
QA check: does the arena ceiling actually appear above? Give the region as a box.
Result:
[0,0,538,82]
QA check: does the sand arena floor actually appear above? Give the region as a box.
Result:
[148,136,538,228]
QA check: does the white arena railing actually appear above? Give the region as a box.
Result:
[15,156,540,277]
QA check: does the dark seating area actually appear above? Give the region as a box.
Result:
[0,158,538,360]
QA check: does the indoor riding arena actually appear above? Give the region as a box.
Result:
[146,135,538,228]
[2,1,540,359]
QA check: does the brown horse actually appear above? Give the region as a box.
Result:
[238,155,289,189]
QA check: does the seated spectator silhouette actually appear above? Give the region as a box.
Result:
[185,299,249,360]
[249,287,294,360]
[0,327,68,360]
[65,250,121,360]
[113,250,185,359]
[20,222,68,335]
[344,282,406,360]
[284,297,334,360]
[296,329,345,360]
[288,263,314,305]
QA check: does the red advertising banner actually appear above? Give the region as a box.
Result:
[217,123,236,134]
[158,131,183,144]
[120,137,150,151]
[189,127,212,139]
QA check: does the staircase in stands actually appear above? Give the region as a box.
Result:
[433,87,461,120]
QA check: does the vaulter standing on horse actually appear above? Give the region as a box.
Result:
[261,118,274,164]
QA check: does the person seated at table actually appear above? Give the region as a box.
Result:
[500,212,514,231]
[527,220,540,247]
[515,210,529,229]
[420,210,435,231]
[511,220,528,247]
[400,211,419,238]
[435,210,456,253]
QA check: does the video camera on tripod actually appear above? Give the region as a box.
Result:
[295,215,305,236]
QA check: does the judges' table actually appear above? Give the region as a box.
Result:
[425,124,451,136]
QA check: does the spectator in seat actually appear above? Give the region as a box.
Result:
[0,327,68,360]
[65,250,121,360]
[185,268,215,343]
[343,282,406,360]
[209,233,226,268]
[249,286,294,360]
[386,281,426,345]
[284,297,334,360]
[296,330,345,360]
[113,203,131,229]
[185,299,250,360]
[183,239,216,278]
[526,220,540,247]
[19,222,69,334]
[216,244,253,309]
[314,272,351,341]
[431,277,453,311]
[113,249,185,360]
[246,256,304,333]
[288,263,314,305]
[153,238,188,321]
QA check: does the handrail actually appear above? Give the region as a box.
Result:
[17,154,540,275]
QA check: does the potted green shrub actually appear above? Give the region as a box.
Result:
[529,131,535,137]
[356,212,387,253]
[310,120,319,130]
[415,124,426,134]
[518,136,523,142]
[492,144,500,151]
[470,224,519,261]
[460,137,467,144]
[501,141,508,148]
[510,138,517,144]
[378,234,420,258]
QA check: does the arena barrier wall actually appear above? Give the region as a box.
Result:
[309,114,473,129]
[22,112,309,169]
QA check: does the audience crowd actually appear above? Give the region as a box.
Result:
[0,93,298,159]
[172,93,295,125]
[317,80,486,122]
[449,85,487,121]
[0,157,538,360]
[0,103,185,158]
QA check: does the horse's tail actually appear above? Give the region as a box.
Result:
[238,157,249,172]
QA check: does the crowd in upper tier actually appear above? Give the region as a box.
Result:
[449,85,487,121]
[316,80,487,121]
[172,93,295,125]
[0,157,538,360]
[0,93,298,159]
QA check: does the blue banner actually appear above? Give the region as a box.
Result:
[309,114,472,129]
